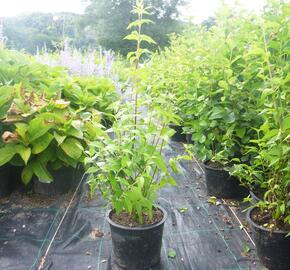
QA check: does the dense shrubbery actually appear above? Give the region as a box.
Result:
[0,0,289,233]
[144,1,289,229]
[0,49,118,184]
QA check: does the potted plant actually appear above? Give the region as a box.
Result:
[0,49,118,195]
[0,85,99,195]
[239,3,289,268]
[245,115,290,270]
[85,1,177,269]
[179,10,266,198]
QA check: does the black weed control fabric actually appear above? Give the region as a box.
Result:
[0,142,265,270]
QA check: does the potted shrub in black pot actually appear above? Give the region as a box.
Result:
[240,114,290,270]
[0,87,101,195]
[230,162,267,204]
[168,122,187,142]
[180,19,264,199]
[235,4,290,267]
[184,81,261,199]
[86,91,176,269]
[85,2,177,268]
[185,133,249,199]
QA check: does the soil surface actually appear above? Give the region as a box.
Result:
[0,190,77,209]
[251,207,290,232]
[110,208,163,227]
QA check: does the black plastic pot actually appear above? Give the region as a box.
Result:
[0,164,22,198]
[107,206,167,270]
[185,133,194,144]
[247,207,290,270]
[33,166,79,195]
[250,186,266,204]
[204,162,248,199]
[0,164,13,198]
[168,124,187,142]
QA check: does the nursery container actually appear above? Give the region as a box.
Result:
[186,133,194,144]
[107,206,167,270]
[0,164,13,198]
[33,166,79,195]
[204,161,248,199]
[249,186,266,204]
[168,124,187,142]
[247,207,290,270]
[0,164,22,198]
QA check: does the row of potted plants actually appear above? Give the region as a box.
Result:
[144,1,289,269]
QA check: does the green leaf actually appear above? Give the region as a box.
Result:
[15,145,31,165]
[124,31,139,41]
[209,107,224,120]
[27,117,53,142]
[179,207,188,213]
[32,160,53,183]
[15,123,28,140]
[236,128,246,138]
[224,112,235,123]
[21,165,34,185]
[243,244,251,254]
[127,19,154,29]
[32,133,54,154]
[152,153,167,172]
[66,127,83,139]
[168,176,177,186]
[124,32,156,44]
[0,86,13,119]
[124,196,133,213]
[54,132,66,145]
[38,146,55,164]
[168,249,176,259]
[0,145,17,166]
[60,138,84,160]
[86,167,98,174]
[169,158,179,174]
[283,115,290,130]
[56,148,78,168]
[140,34,156,44]
[218,80,228,89]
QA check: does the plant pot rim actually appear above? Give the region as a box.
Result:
[106,205,167,231]
[247,207,290,235]
[203,160,226,171]
[168,123,183,128]
[249,187,265,201]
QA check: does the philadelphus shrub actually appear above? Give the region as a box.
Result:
[85,0,178,224]
[144,0,290,229]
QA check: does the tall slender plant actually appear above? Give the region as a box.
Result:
[85,0,177,224]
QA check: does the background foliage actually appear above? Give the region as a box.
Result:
[2,0,187,54]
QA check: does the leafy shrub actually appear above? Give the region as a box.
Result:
[0,86,92,184]
[144,5,265,165]
[231,1,290,229]
[85,0,178,223]
[0,49,119,184]
[145,0,289,228]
